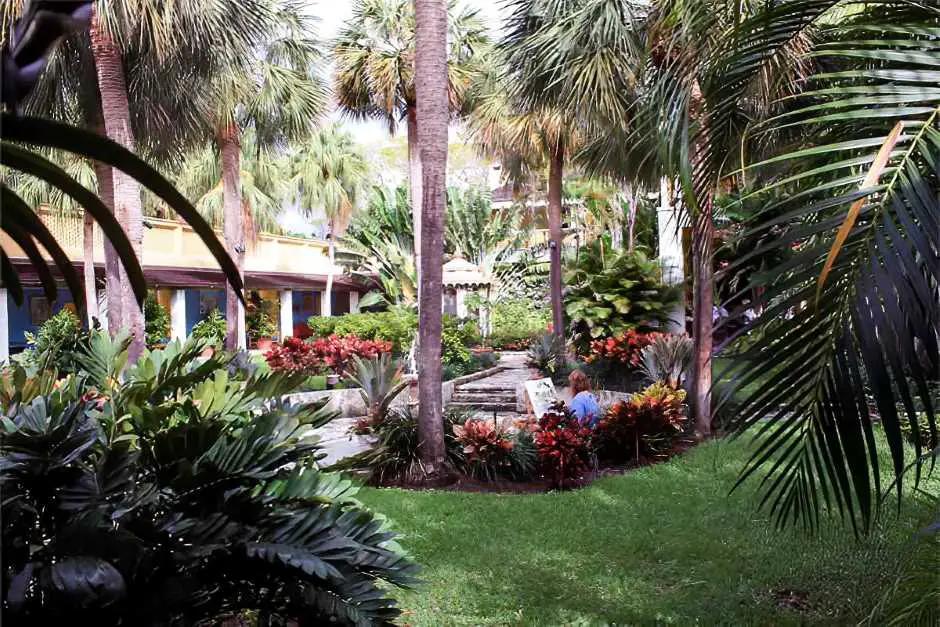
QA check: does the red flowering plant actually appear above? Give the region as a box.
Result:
[452,418,515,481]
[265,335,392,378]
[534,402,593,487]
[594,382,687,464]
[584,329,666,367]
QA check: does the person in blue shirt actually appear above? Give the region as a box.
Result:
[568,370,601,427]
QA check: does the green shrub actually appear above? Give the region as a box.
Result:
[144,292,170,348]
[565,241,681,354]
[21,308,87,373]
[309,309,418,354]
[489,299,550,349]
[191,309,226,347]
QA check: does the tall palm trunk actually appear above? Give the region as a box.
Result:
[406,105,422,290]
[691,201,714,437]
[91,157,120,333]
[90,15,144,361]
[415,0,448,477]
[547,144,565,342]
[81,212,99,327]
[220,124,244,351]
[325,215,335,318]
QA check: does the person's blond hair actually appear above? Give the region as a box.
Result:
[568,369,591,395]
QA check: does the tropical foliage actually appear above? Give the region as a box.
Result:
[534,402,593,487]
[639,333,693,389]
[0,335,418,624]
[143,292,170,347]
[565,241,681,354]
[190,309,226,348]
[595,382,687,464]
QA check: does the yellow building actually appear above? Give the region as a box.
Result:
[0,210,366,358]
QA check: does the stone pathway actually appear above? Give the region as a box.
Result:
[449,351,539,418]
[308,352,540,465]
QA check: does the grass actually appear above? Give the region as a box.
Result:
[359,437,938,625]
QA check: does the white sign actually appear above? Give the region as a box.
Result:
[524,378,558,418]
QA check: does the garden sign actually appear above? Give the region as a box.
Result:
[524,378,557,419]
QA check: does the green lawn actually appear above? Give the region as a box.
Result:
[359,438,937,625]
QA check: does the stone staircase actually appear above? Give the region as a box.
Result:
[447,351,533,414]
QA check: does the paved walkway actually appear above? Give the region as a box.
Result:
[309,352,540,465]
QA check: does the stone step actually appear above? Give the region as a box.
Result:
[451,392,516,404]
[449,402,518,413]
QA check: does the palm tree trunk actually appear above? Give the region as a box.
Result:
[407,105,422,291]
[325,215,335,318]
[220,123,244,351]
[90,15,144,361]
[692,201,714,437]
[547,144,565,343]
[626,192,637,252]
[82,211,99,327]
[91,157,121,334]
[415,0,448,478]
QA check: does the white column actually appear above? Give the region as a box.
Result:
[658,177,686,333]
[237,300,246,349]
[349,291,359,313]
[456,289,467,318]
[320,290,332,317]
[170,289,186,341]
[279,290,293,340]
[0,288,8,363]
[97,289,109,332]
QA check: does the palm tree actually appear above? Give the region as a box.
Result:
[413,0,450,476]
[465,53,584,343]
[19,0,272,359]
[289,124,369,316]
[333,0,486,278]
[174,129,288,240]
[195,0,327,350]
[1,1,242,330]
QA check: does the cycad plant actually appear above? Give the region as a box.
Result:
[1,335,419,624]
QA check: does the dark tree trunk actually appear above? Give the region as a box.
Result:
[82,211,99,327]
[406,105,422,289]
[415,0,448,477]
[90,16,144,360]
[692,201,714,437]
[91,157,120,334]
[220,124,244,351]
[547,145,565,343]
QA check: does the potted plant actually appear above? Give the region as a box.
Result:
[247,300,278,351]
[144,292,171,349]
[191,309,226,357]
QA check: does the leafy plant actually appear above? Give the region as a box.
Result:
[20,307,87,373]
[190,309,226,348]
[452,418,516,482]
[564,241,681,354]
[534,402,593,487]
[246,298,277,340]
[143,292,170,348]
[309,309,417,355]
[267,335,393,379]
[586,329,663,367]
[347,353,406,429]
[638,334,693,389]
[527,331,565,376]
[488,298,551,349]
[595,383,687,464]
[0,334,418,624]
